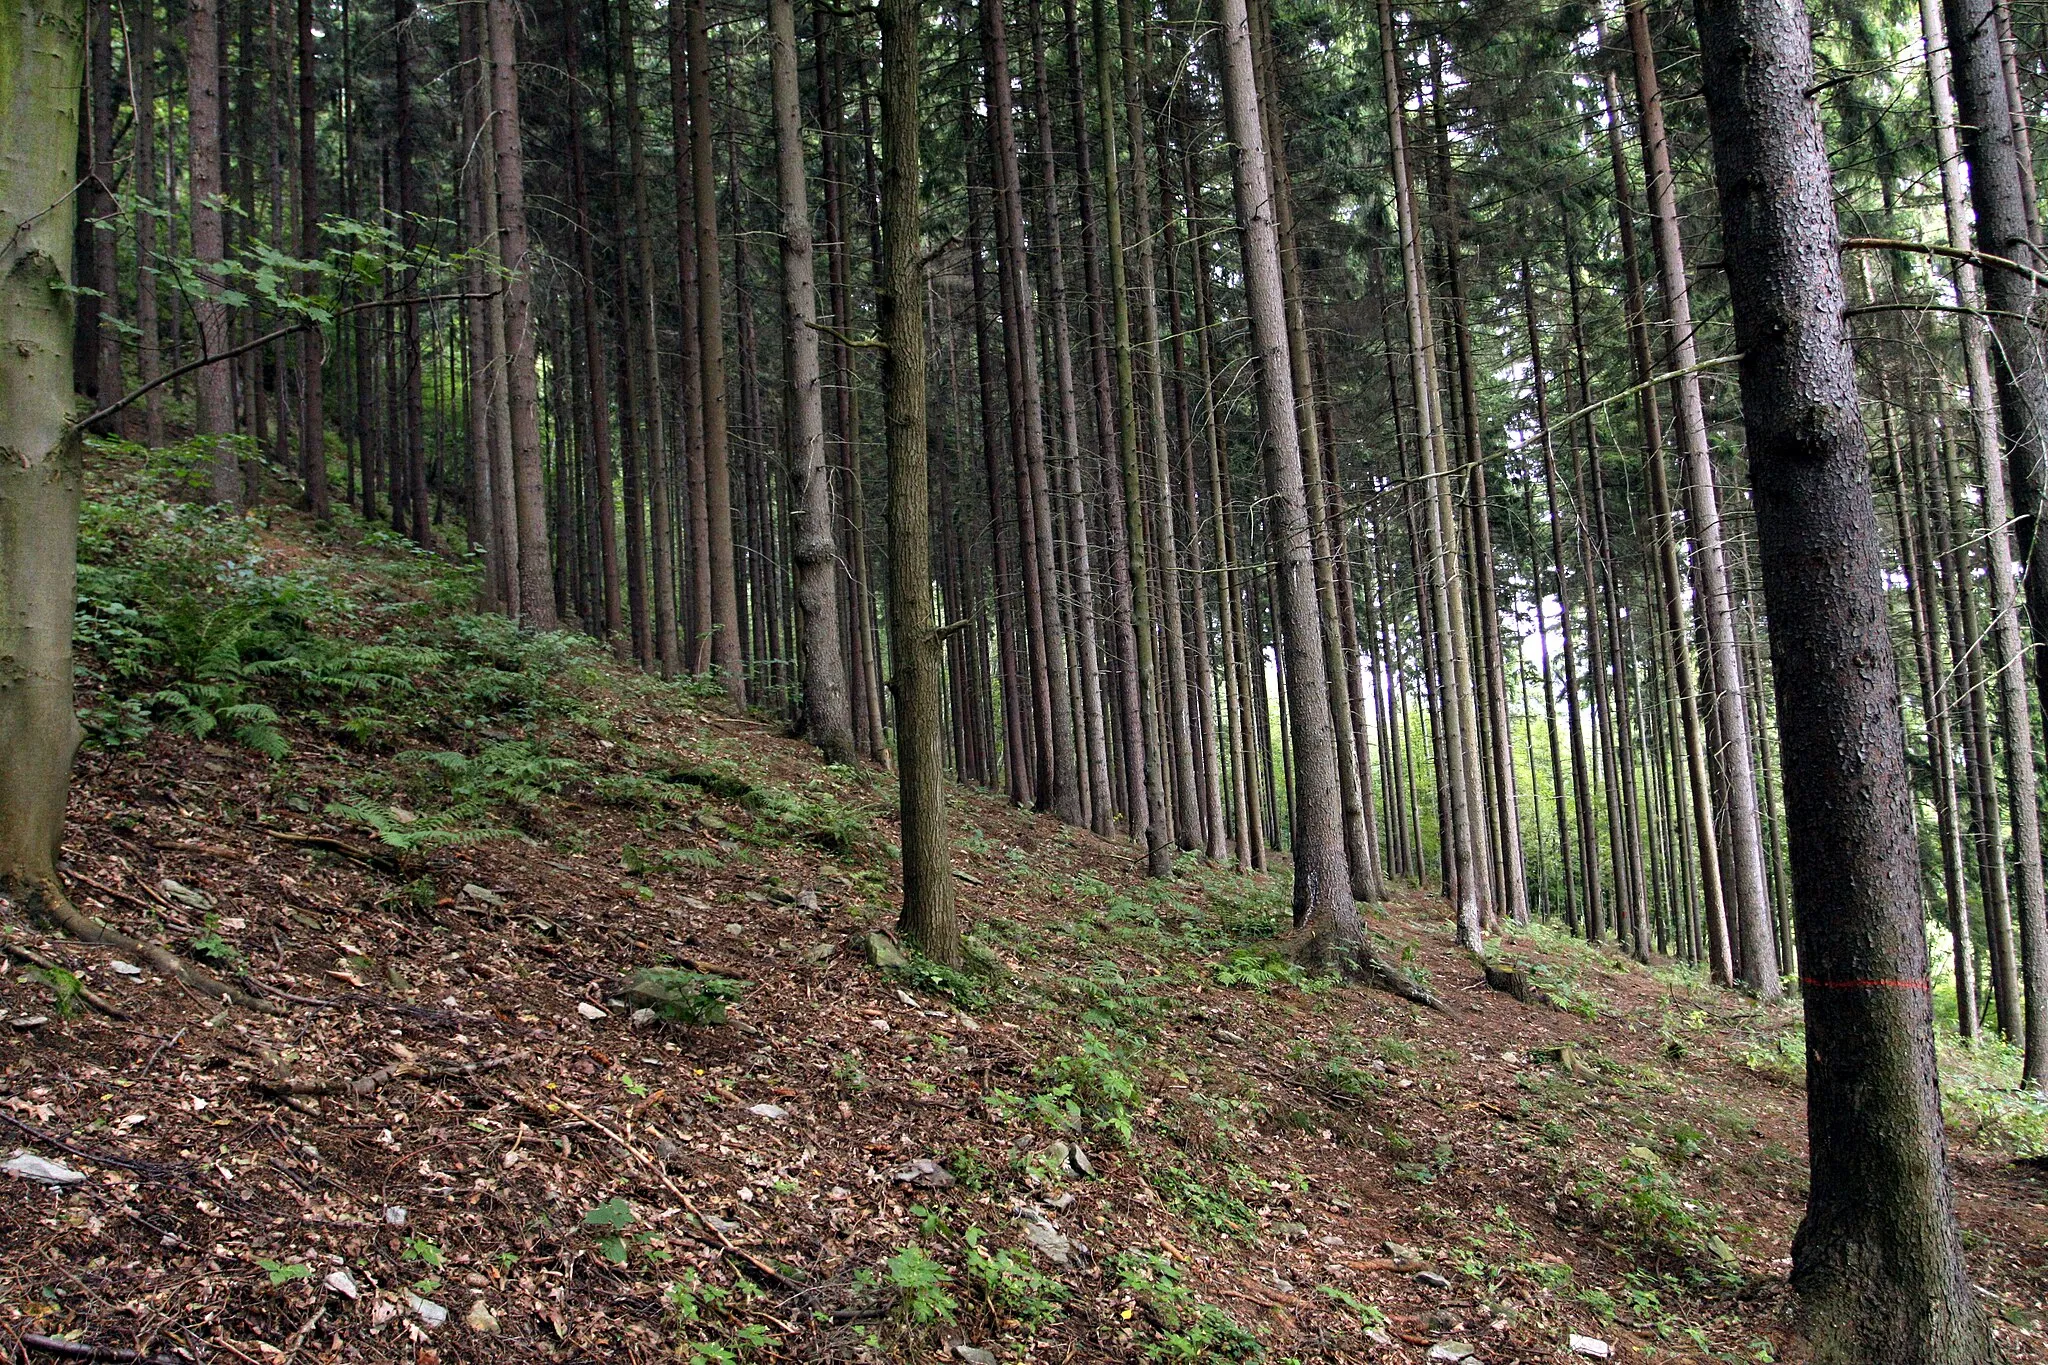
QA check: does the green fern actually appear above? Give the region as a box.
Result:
[324,799,510,852]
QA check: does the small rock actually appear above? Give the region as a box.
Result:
[629,1007,659,1029]
[1426,1344,1475,1363]
[384,1205,408,1226]
[1041,1191,1075,1210]
[460,883,507,907]
[1364,1325,1395,1348]
[861,931,910,971]
[324,1269,360,1300]
[1213,1028,1247,1045]
[110,960,143,977]
[406,1292,448,1328]
[4,1151,87,1185]
[1067,1143,1096,1179]
[576,1001,608,1021]
[1568,1335,1612,1359]
[465,1299,500,1333]
[895,989,922,1008]
[10,1015,49,1031]
[801,940,839,964]
[369,1297,398,1325]
[1414,1270,1452,1290]
[1015,1205,1072,1266]
[950,1346,998,1365]
[1272,1221,1310,1241]
[794,889,822,913]
[160,878,214,911]
[890,1158,955,1188]
[747,1103,789,1121]
[1384,1241,1424,1263]
[724,922,746,937]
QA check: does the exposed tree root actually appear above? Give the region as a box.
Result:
[8,873,279,1014]
[1288,927,1449,1011]
[250,1052,515,1099]
[0,940,130,1019]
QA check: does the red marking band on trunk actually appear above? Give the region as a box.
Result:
[1799,976,1930,991]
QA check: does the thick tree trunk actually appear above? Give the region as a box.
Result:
[1,0,88,925]
[772,0,855,765]
[1695,0,1992,1351]
[878,0,957,966]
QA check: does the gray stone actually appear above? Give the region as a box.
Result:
[465,1299,500,1332]
[1067,1143,1096,1179]
[1426,1344,1474,1363]
[1569,1335,1612,1359]
[384,1206,407,1226]
[950,1346,997,1365]
[861,932,910,971]
[160,879,213,912]
[461,883,507,907]
[406,1292,448,1328]
[890,1158,955,1188]
[1414,1270,1452,1290]
[324,1269,359,1300]
[630,1007,659,1029]
[1014,1206,1072,1266]
[748,1103,790,1121]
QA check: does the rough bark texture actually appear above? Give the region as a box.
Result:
[1213,0,1357,962]
[2,0,88,927]
[1944,0,2048,1088]
[688,0,744,702]
[188,0,237,502]
[1694,0,1992,1353]
[879,0,958,966]
[772,0,856,766]
[484,0,558,628]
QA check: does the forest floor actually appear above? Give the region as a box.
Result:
[3,447,2046,1365]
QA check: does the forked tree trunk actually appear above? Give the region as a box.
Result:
[771,0,856,765]
[878,0,957,966]
[1695,0,1992,1352]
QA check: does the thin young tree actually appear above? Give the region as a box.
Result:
[1694,0,1991,1351]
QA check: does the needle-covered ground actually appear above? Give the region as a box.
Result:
[4,447,2045,1365]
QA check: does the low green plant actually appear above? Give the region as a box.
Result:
[256,1257,312,1287]
[1034,1033,1144,1146]
[961,1225,1066,1326]
[584,1197,670,1265]
[630,968,748,1025]
[324,798,511,852]
[1113,1250,1264,1362]
[1150,1165,1257,1240]
[871,1244,956,1325]
[17,964,86,1019]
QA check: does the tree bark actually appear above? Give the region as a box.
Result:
[1942,0,2048,1087]
[688,0,744,701]
[772,0,856,765]
[878,0,957,966]
[189,0,237,502]
[1695,0,1993,1350]
[484,0,557,627]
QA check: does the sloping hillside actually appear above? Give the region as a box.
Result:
[4,448,2045,1364]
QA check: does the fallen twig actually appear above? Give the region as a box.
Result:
[20,1335,181,1365]
[0,1109,189,1180]
[251,1053,515,1099]
[0,942,130,1019]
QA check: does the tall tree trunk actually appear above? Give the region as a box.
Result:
[1696,0,1992,1350]
[1214,0,1363,965]
[772,0,855,764]
[0,0,88,926]
[688,0,744,700]
[1095,0,1170,875]
[621,0,679,676]
[135,0,164,449]
[1626,0,1779,996]
[878,0,957,964]
[1942,0,2048,1087]
[982,0,1081,823]
[297,0,327,516]
[484,0,557,627]
[1379,0,1485,948]
[190,0,238,501]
